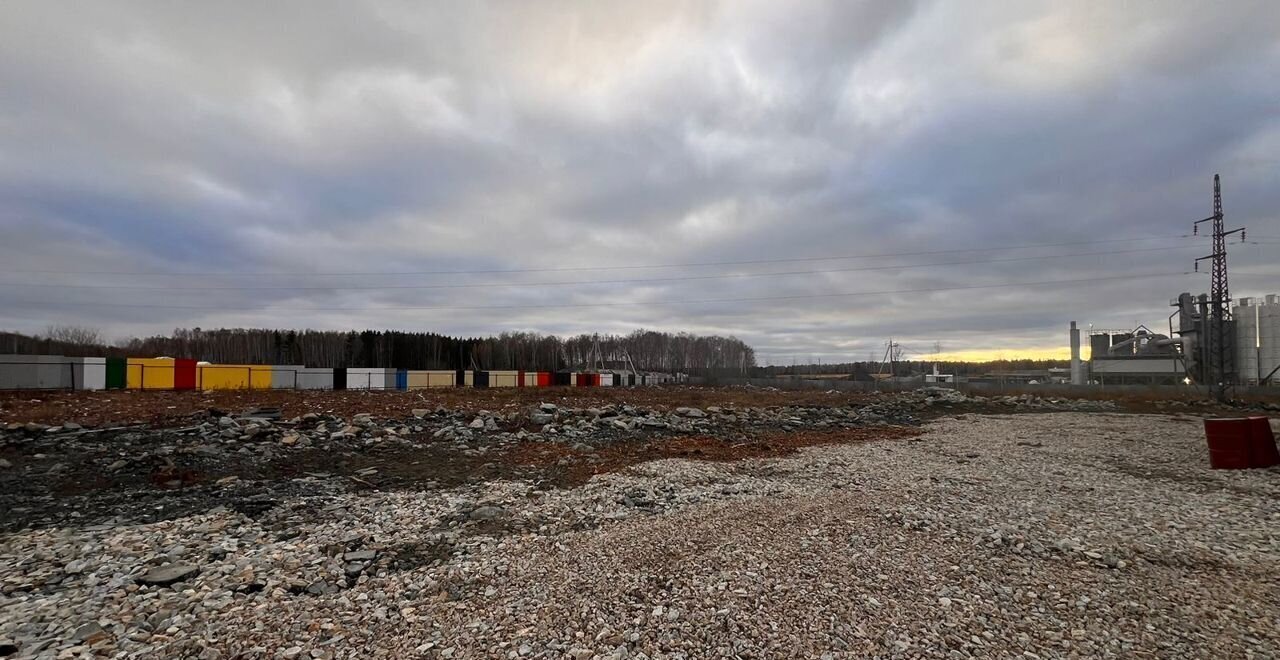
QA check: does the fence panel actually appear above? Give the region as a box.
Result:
[127,358,175,390]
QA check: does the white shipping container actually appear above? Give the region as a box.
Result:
[72,357,106,390]
[346,368,394,390]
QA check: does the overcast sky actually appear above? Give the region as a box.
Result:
[1,1,1278,363]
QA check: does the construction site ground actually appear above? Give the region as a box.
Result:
[0,387,1277,658]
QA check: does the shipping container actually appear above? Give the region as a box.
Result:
[72,357,106,390]
[0,355,45,390]
[173,359,197,390]
[473,370,490,389]
[553,371,572,386]
[487,370,521,388]
[295,368,334,390]
[127,358,176,390]
[396,369,408,390]
[34,355,72,389]
[271,365,306,389]
[347,368,395,390]
[537,372,552,387]
[332,367,347,391]
[105,357,126,389]
[405,370,456,388]
[197,364,273,390]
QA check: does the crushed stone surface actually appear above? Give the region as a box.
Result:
[1,412,1277,658]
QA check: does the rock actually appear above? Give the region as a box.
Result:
[24,422,48,433]
[70,622,106,643]
[0,459,11,469]
[468,418,486,429]
[412,408,430,418]
[218,417,237,428]
[136,562,200,586]
[469,506,505,521]
[539,403,558,412]
[282,646,304,659]
[63,422,82,431]
[306,580,338,595]
[675,407,707,418]
[343,550,377,562]
[530,413,554,424]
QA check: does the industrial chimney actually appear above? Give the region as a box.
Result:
[1070,321,1083,385]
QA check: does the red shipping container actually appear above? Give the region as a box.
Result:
[517,370,525,388]
[173,358,197,391]
[1247,417,1279,468]
[1203,418,1254,469]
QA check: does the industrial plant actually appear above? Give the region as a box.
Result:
[1071,175,1276,395]
[1074,293,1280,389]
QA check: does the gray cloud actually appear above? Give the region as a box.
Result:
[1,0,1278,362]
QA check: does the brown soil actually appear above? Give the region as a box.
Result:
[505,427,922,488]
[0,387,884,428]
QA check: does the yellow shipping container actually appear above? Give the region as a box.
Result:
[126,358,176,390]
[197,364,274,390]
[405,370,456,388]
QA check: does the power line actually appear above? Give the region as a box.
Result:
[0,271,1194,312]
[0,235,1196,278]
[0,245,1202,292]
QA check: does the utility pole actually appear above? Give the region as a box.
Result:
[878,338,900,379]
[1193,174,1245,401]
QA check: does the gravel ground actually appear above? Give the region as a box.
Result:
[1,412,1278,658]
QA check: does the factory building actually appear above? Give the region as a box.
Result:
[1072,291,1280,388]
[1086,326,1185,386]
[1233,294,1280,385]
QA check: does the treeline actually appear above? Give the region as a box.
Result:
[0,329,108,359]
[4,326,756,374]
[758,359,1071,379]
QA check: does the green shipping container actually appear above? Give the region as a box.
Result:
[105,357,126,389]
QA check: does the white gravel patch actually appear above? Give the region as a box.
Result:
[1,412,1277,658]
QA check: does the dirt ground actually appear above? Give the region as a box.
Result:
[0,387,883,428]
[3,385,1275,429]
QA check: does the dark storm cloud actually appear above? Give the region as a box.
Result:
[1,0,1278,361]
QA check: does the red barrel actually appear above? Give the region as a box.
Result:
[1247,417,1280,468]
[1203,418,1253,469]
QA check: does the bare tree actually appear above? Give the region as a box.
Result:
[43,325,103,347]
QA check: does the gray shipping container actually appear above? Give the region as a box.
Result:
[270,365,306,389]
[295,368,335,390]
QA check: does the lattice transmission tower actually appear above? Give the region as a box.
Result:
[1193,174,1245,400]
